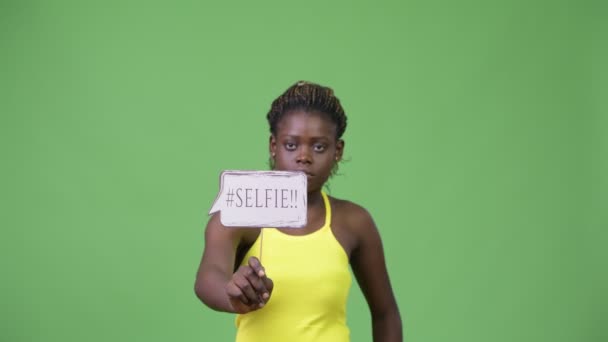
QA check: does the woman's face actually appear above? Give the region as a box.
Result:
[270,110,344,193]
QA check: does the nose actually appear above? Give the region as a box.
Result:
[296,146,312,164]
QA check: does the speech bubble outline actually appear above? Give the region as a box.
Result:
[209,170,308,228]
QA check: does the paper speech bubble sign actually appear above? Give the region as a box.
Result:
[209,170,307,228]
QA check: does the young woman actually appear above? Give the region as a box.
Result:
[195,81,402,341]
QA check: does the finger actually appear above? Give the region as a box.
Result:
[226,281,249,305]
[263,276,274,298]
[234,275,260,305]
[248,256,266,278]
[244,271,268,300]
[241,263,268,300]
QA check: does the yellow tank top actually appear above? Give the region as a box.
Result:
[235,191,352,342]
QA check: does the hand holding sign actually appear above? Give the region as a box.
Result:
[209,170,308,228]
[225,256,274,314]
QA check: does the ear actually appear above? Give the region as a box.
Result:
[269,135,277,156]
[335,139,345,161]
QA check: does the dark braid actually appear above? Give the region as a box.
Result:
[267,81,347,139]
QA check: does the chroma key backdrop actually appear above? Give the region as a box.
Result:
[1,1,606,342]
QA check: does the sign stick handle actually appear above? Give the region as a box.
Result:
[259,229,264,264]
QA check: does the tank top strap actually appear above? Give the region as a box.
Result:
[321,190,331,228]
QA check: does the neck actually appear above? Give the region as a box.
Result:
[307,189,324,208]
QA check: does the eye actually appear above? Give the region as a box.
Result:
[284,142,297,151]
[313,143,327,152]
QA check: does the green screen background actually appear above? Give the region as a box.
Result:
[1,1,606,341]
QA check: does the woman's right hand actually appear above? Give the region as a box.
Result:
[225,256,274,314]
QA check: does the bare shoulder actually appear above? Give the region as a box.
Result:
[327,195,378,257]
[328,195,376,231]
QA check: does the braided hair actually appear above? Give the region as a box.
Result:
[266,81,347,140]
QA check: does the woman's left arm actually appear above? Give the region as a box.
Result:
[349,206,403,342]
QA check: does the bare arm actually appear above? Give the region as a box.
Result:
[350,207,403,341]
[194,214,273,314]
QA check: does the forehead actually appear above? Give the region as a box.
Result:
[275,110,337,138]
